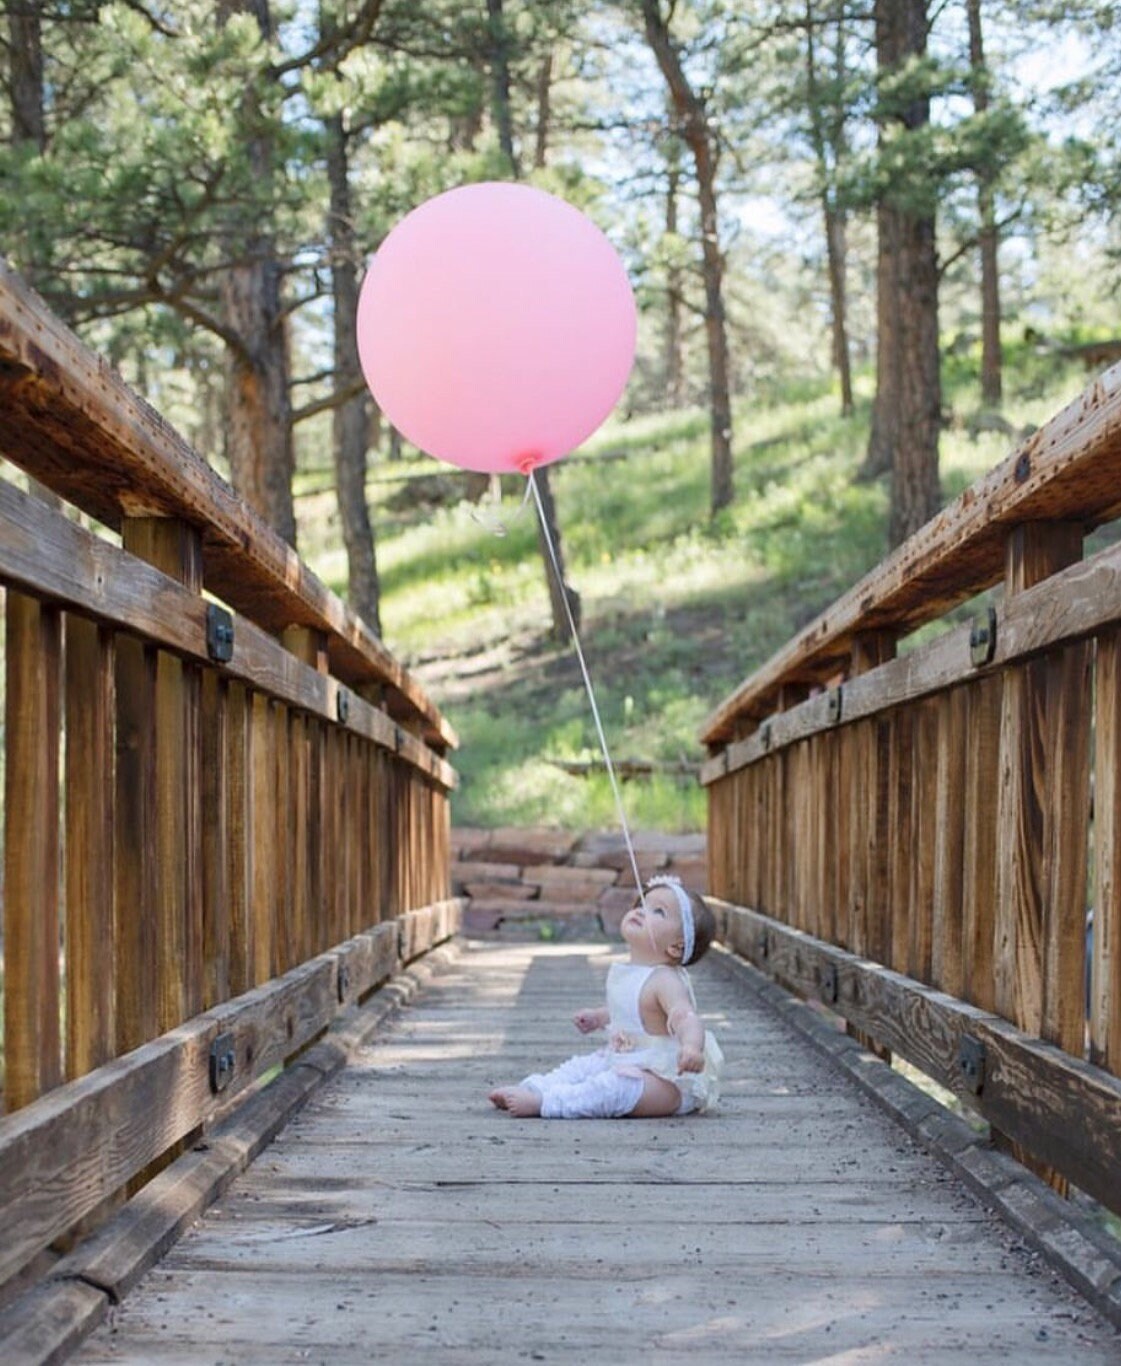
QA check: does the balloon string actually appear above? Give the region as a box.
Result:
[527,469,646,910]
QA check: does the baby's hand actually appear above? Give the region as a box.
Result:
[677,1045,704,1073]
[573,1009,605,1034]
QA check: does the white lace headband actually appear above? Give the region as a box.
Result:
[647,874,694,966]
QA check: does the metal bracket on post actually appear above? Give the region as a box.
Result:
[337,963,351,1003]
[969,606,997,668]
[206,603,234,663]
[759,928,770,962]
[821,961,839,1005]
[209,1032,236,1094]
[759,721,773,753]
[958,1034,986,1095]
[826,686,843,726]
[336,688,350,724]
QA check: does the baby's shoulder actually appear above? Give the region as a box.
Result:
[643,964,691,999]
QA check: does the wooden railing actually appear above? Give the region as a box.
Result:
[703,363,1121,1218]
[0,260,459,1289]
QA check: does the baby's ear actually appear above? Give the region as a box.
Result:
[668,939,684,962]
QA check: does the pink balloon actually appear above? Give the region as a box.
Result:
[356,183,636,474]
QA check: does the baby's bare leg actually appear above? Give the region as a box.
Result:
[629,1071,683,1118]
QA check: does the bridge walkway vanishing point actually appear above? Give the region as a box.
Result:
[75,940,1120,1364]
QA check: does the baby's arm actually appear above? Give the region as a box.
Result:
[573,1006,610,1034]
[657,977,705,1072]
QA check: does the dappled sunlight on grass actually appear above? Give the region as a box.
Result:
[292,351,1095,831]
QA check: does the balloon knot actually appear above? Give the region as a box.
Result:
[515,453,540,476]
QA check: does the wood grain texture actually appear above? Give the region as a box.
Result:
[1093,632,1121,1074]
[64,614,116,1080]
[67,940,1120,1364]
[0,903,461,1290]
[0,261,453,749]
[714,900,1121,1218]
[3,592,62,1111]
[702,366,1121,745]
[0,478,456,789]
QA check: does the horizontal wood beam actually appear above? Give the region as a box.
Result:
[701,361,1121,746]
[0,899,463,1290]
[713,899,1121,1218]
[702,528,1121,783]
[0,478,456,789]
[0,260,455,751]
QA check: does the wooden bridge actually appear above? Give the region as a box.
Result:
[0,259,1119,1362]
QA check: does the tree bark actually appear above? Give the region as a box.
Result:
[533,466,582,641]
[8,7,45,151]
[804,0,853,417]
[664,137,686,408]
[217,0,297,547]
[967,0,1002,408]
[642,0,733,516]
[868,0,942,546]
[534,54,552,170]
[325,107,382,634]
[486,0,520,176]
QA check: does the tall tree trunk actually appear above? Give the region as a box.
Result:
[486,0,520,176]
[642,0,733,516]
[534,54,552,170]
[861,198,900,479]
[967,0,1002,408]
[664,138,686,408]
[804,0,853,417]
[325,108,381,634]
[870,0,942,546]
[491,12,578,640]
[533,466,581,640]
[8,7,45,151]
[217,0,297,547]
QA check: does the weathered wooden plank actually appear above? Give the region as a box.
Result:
[1093,631,1121,1074]
[0,903,459,1290]
[715,901,1121,1217]
[702,524,1121,785]
[701,363,1121,745]
[64,614,116,1079]
[114,630,157,1055]
[250,692,277,985]
[3,592,62,1110]
[1042,635,1092,1056]
[226,680,251,997]
[65,939,1121,1366]
[961,674,1002,1012]
[0,261,454,749]
[200,670,230,1010]
[125,518,204,1033]
[0,477,457,787]
[931,687,967,997]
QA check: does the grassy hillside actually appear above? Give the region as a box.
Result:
[297,344,1094,831]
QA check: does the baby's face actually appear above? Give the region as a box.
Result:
[621,886,685,962]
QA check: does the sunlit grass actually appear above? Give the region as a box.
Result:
[296,348,1092,830]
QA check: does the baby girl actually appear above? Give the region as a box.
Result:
[488,875,723,1119]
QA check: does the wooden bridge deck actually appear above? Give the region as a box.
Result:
[76,941,1119,1364]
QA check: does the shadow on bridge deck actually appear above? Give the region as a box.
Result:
[75,941,1119,1364]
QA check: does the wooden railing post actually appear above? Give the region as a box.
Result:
[994,521,1086,1185]
[121,517,204,1033]
[65,616,116,1075]
[1093,633,1121,1072]
[3,593,62,1110]
[282,627,329,965]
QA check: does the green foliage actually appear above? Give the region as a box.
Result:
[319,348,1086,832]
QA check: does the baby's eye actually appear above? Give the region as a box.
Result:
[652,907,665,917]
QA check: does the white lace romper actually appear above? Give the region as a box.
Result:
[605,962,724,1113]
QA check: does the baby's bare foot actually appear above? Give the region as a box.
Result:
[502,1086,542,1118]
[488,1087,511,1110]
